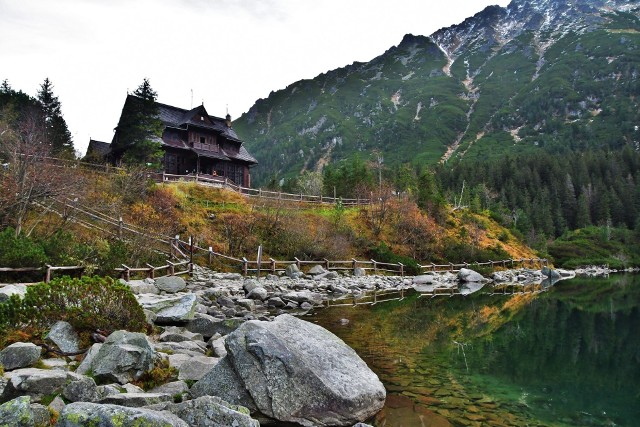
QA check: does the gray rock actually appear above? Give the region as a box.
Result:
[353,267,367,277]
[48,395,66,414]
[177,356,219,381]
[0,284,27,302]
[0,342,41,371]
[40,358,69,370]
[186,313,224,338]
[57,402,188,426]
[285,264,302,279]
[413,274,437,285]
[1,368,68,402]
[247,287,268,301]
[30,402,50,426]
[242,280,260,294]
[126,279,159,295]
[90,330,156,384]
[96,384,122,400]
[542,266,562,280]
[45,321,80,354]
[237,298,256,311]
[155,395,259,427]
[154,340,206,355]
[267,297,286,308]
[62,372,99,403]
[0,396,33,426]
[122,383,145,394]
[138,293,197,323]
[457,268,485,283]
[75,343,102,375]
[155,276,187,293]
[282,290,323,305]
[208,336,227,358]
[191,357,258,413]
[193,314,385,426]
[308,265,327,275]
[149,380,190,396]
[99,392,172,407]
[159,327,203,343]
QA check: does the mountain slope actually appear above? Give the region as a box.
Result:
[234,0,640,186]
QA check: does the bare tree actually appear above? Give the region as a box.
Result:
[0,107,83,236]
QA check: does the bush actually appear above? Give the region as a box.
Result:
[0,276,147,348]
[0,227,47,267]
[368,242,421,275]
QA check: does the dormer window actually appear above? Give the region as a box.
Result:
[200,116,204,121]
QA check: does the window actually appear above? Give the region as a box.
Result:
[200,136,206,144]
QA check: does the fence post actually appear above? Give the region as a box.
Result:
[45,265,52,283]
[489,260,493,269]
[242,258,248,276]
[324,258,330,270]
[352,258,358,274]
[270,258,276,274]
[371,259,377,275]
[510,258,514,268]
[122,264,131,281]
[398,262,404,277]
[432,263,436,272]
[294,257,301,270]
[208,247,213,265]
[146,263,155,279]
[449,262,454,272]
[168,261,175,276]
[118,217,123,239]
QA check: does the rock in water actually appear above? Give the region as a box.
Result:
[457,268,485,283]
[192,314,385,426]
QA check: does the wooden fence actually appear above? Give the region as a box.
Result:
[155,172,369,206]
[177,237,547,278]
[0,265,84,284]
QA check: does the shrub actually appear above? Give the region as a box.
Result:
[368,242,421,275]
[0,276,147,348]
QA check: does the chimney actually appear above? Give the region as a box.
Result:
[225,113,232,128]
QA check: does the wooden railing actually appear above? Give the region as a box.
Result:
[0,265,84,284]
[418,258,548,273]
[114,260,192,281]
[154,172,369,206]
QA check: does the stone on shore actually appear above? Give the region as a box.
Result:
[0,342,41,371]
[45,321,80,354]
[89,330,156,384]
[138,293,197,323]
[192,314,385,426]
[57,402,188,426]
[457,268,485,283]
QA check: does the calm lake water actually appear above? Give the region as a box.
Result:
[311,274,640,427]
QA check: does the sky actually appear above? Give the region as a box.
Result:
[0,0,510,156]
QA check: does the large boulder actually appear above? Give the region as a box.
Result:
[45,321,80,354]
[1,368,68,403]
[0,396,33,426]
[57,402,188,426]
[62,372,99,403]
[0,342,41,371]
[155,276,187,293]
[192,314,385,426]
[89,330,156,384]
[138,293,197,323]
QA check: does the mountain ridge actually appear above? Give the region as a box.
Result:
[234,0,640,185]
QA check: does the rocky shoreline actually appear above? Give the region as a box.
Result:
[0,264,635,426]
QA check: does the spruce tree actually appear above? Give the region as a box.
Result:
[36,78,74,157]
[112,78,163,167]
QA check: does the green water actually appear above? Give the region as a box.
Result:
[311,275,640,427]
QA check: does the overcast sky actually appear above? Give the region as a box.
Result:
[0,0,510,156]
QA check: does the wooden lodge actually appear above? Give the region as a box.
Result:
[87,95,258,187]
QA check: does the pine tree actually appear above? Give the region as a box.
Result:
[112,78,164,167]
[36,78,74,157]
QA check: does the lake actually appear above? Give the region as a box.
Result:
[311,274,640,427]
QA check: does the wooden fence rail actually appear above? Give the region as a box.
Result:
[114,260,192,281]
[0,265,84,284]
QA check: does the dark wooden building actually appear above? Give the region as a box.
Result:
[91,95,258,187]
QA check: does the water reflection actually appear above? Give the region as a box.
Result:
[312,275,640,427]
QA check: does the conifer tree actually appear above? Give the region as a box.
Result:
[112,78,163,167]
[36,78,74,157]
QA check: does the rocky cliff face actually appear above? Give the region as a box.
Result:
[234,0,639,186]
